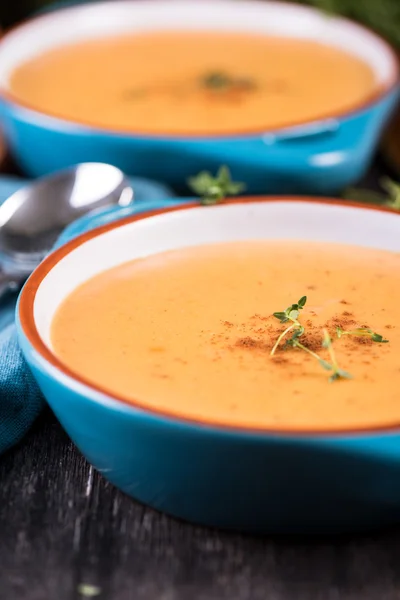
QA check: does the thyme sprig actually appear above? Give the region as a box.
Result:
[270,296,307,356]
[344,177,400,210]
[188,165,246,205]
[270,295,390,382]
[201,71,256,92]
[322,329,352,383]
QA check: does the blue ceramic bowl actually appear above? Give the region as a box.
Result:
[16,197,400,535]
[0,0,399,195]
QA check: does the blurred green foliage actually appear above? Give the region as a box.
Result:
[297,0,400,47]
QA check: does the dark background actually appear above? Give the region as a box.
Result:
[2,0,400,50]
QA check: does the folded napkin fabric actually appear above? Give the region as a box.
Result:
[0,175,177,455]
[0,324,44,453]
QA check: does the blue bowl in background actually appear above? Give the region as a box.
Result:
[0,0,399,194]
[16,196,400,535]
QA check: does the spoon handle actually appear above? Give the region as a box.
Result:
[0,271,20,301]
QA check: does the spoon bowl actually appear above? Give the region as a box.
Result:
[0,163,133,295]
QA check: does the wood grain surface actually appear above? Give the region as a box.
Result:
[2,409,400,600]
[0,157,399,600]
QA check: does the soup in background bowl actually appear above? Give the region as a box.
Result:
[0,0,398,193]
[17,197,400,534]
[9,31,378,136]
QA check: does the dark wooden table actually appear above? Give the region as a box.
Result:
[1,155,400,600]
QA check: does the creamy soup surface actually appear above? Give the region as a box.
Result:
[10,32,377,134]
[51,240,400,432]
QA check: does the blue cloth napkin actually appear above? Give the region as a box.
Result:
[0,175,179,455]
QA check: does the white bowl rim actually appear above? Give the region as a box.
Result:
[0,0,399,138]
[17,196,400,438]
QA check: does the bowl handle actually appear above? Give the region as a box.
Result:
[262,119,340,145]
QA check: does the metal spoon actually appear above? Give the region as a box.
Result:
[0,163,133,299]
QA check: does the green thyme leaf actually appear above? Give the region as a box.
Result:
[298,296,307,308]
[273,311,288,322]
[77,584,101,597]
[336,327,389,343]
[329,369,352,383]
[371,333,389,343]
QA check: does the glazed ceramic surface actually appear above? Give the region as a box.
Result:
[16,197,400,534]
[0,0,398,194]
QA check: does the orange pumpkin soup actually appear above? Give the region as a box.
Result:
[51,240,400,432]
[10,32,377,134]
